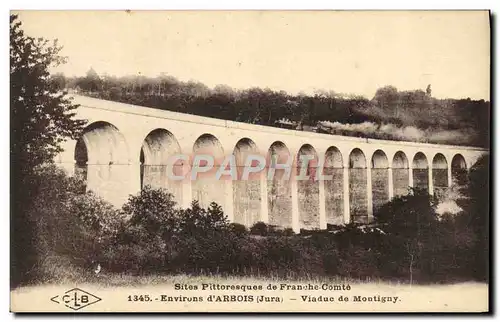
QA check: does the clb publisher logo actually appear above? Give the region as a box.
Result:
[50,288,102,311]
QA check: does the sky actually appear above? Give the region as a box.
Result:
[14,10,490,100]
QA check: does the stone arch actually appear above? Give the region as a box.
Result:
[432,153,448,196]
[451,154,468,186]
[349,148,367,223]
[233,138,260,227]
[296,144,318,176]
[297,144,320,229]
[74,138,88,181]
[432,153,448,169]
[349,148,367,168]
[412,152,429,192]
[325,146,343,168]
[192,133,226,210]
[413,152,429,168]
[74,121,130,206]
[140,128,182,204]
[324,147,344,226]
[371,150,389,211]
[141,129,181,165]
[193,133,225,159]
[371,150,389,168]
[76,121,129,166]
[392,151,409,197]
[267,141,292,229]
[393,151,409,168]
[267,141,290,167]
[452,154,467,169]
[233,137,258,176]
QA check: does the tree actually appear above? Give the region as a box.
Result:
[459,155,490,281]
[49,72,67,91]
[10,14,87,286]
[426,84,432,96]
[121,185,179,241]
[10,14,86,174]
[372,85,399,110]
[374,188,440,283]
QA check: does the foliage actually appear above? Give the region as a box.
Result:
[122,185,179,241]
[172,201,240,274]
[10,15,86,174]
[97,179,488,283]
[375,188,439,235]
[11,165,123,286]
[372,185,488,283]
[456,155,490,281]
[10,15,87,287]
[60,70,489,147]
[16,171,490,285]
[250,221,270,236]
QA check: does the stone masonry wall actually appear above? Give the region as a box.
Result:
[371,168,389,211]
[349,168,368,223]
[324,168,344,225]
[393,168,409,197]
[298,179,320,229]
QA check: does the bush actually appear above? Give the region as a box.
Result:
[372,186,487,283]
[456,155,490,281]
[173,201,239,274]
[250,221,269,236]
[11,165,123,286]
[104,186,181,273]
[13,169,489,284]
[97,183,489,283]
[228,223,248,236]
[122,185,179,241]
[375,187,439,234]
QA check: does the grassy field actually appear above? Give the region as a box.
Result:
[10,274,489,313]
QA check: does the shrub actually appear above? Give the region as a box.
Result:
[228,223,248,237]
[375,187,439,235]
[122,185,179,241]
[173,201,238,274]
[11,165,123,285]
[14,173,489,284]
[458,154,489,281]
[250,221,269,236]
[104,186,181,273]
[371,186,488,283]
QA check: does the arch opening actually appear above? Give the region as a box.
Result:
[432,153,448,198]
[233,138,260,227]
[76,121,129,165]
[74,121,130,206]
[140,128,182,204]
[349,148,367,169]
[371,150,389,211]
[349,148,367,223]
[233,138,258,179]
[392,151,409,197]
[297,144,320,229]
[412,152,429,192]
[267,141,292,229]
[451,154,468,186]
[192,133,226,210]
[324,147,344,226]
[74,137,88,182]
[371,150,389,169]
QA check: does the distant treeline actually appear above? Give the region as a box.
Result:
[50,69,490,147]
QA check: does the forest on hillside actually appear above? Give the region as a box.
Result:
[50,69,490,147]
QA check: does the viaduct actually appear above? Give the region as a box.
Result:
[54,95,488,233]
